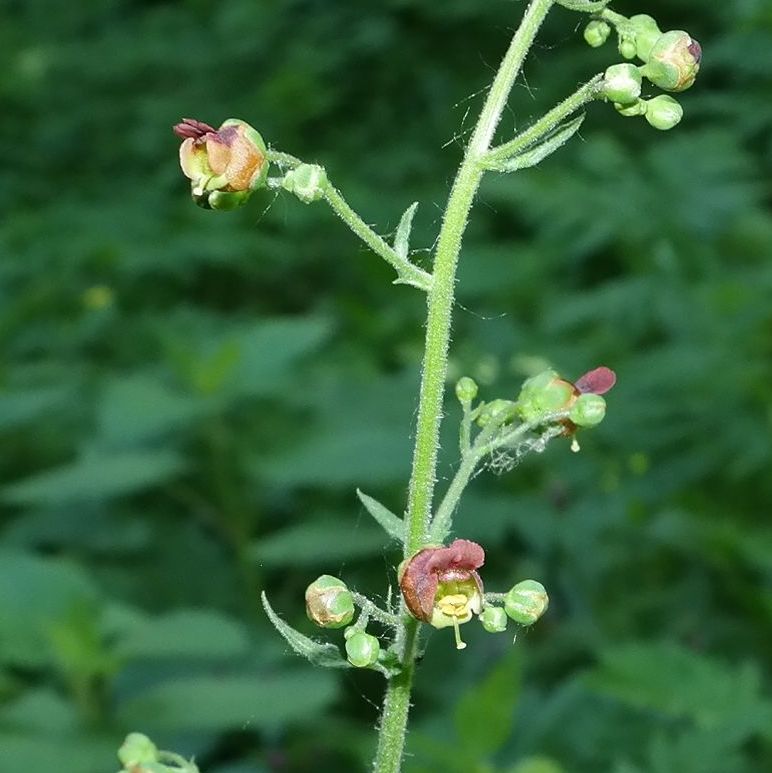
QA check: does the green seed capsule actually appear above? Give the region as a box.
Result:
[282,163,328,204]
[644,95,684,130]
[345,631,380,667]
[568,393,606,427]
[305,575,355,629]
[603,63,643,105]
[583,20,611,48]
[479,606,508,633]
[455,376,478,405]
[504,580,549,626]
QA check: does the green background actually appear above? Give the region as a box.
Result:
[2,1,771,771]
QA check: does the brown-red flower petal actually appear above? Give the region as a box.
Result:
[400,539,485,622]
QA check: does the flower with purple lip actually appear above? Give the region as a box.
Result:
[172,118,268,209]
[399,539,485,649]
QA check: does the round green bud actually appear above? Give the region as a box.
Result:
[644,95,683,130]
[282,163,328,204]
[568,393,606,427]
[583,20,611,48]
[345,631,380,667]
[504,580,549,626]
[476,399,517,428]
[603,63,643,105]
[305,575,355,629]
[618,34,637,60]
[455,376,479,404]
[117,733,158,766]
[628,14,662,62]
[642,30,701,92]
[479,606,508,633]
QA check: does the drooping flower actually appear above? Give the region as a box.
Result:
[172,118,269,209]
[399,539,484,649]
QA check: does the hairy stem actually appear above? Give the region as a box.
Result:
[323,184,433,291]
[373,1,556,770]
[265,148,432,291]
[484,75,604,166]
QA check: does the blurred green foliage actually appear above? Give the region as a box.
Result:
[1,0,771,771]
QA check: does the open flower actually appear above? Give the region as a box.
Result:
[399,539,484,649]
[172,118,268,209]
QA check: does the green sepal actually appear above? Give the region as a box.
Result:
[394,201,419,259]
[483,115,585,173]
[556,0,611,12]
[356,488,404,542]
[261,591,352,669]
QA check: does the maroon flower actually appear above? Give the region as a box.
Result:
[399,539,484,649]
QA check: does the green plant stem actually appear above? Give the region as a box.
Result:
[373,2,556,770]
[429,414,569,543]
[352,593,402,627]
[323,184,433,291]
[483,75,604,166]
[265,148,432,291]
[599,8,628,27]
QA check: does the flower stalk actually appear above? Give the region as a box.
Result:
[373,1,557,769]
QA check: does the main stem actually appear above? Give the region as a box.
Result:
[372,2,555,770]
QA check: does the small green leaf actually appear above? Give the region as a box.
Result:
[394,201,419,259]
[356,489,404,542]
[261,592,351,669]
[485,115,585,172]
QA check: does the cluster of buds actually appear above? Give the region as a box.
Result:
[587,13,701,130]
[305,575,381,667]
[172,118,269,210]
[517,366,616,433]
[398,539,549,649]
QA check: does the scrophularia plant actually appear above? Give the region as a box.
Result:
[119,2,702,771]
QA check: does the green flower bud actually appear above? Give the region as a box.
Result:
[345,631,380,667]
[644,95,684,130]
[305,575,355,629]
[602,63,643,105]
[282,163,328,204]
[516,370,576,423]
[118,733,158,766]
[618,34,637,60]
[615,99,648,117]
[455,376,479,404]
[504,580,549,626]
[583,20,611,48]
[476,399,517,427]
[479,606,508,633]
[568,393,606,427]
[642,31,701,92]
[628,14,662,62]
